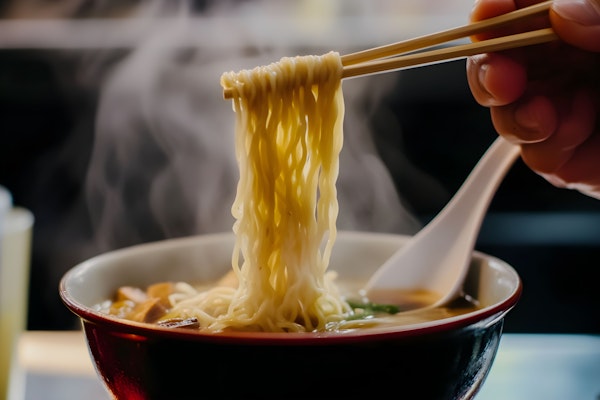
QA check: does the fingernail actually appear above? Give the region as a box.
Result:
[478,62,491,94]
[553,0,600,26]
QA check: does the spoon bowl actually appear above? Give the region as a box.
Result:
[364,137,520,308]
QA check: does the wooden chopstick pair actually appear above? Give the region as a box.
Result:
[342,0,557,78]
[223,1,557,98]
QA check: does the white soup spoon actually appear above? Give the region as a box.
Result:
[363,137,520,308]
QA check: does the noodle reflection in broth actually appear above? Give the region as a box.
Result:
[169,52,348,332]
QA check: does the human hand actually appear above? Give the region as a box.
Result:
[466,0,600,199]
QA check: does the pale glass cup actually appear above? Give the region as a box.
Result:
[0,186,34,400]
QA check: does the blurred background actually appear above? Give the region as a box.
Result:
[0,0,598,334]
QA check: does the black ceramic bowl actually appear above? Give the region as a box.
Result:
[59,231,521,399]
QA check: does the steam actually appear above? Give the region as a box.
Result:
[84,0,423,253]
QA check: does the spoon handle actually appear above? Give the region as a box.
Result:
[364,137,520,304]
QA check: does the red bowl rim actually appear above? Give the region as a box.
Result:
[59,233,522,345]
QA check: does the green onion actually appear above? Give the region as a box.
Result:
[346,300,401,319]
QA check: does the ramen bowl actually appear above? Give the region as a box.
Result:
[59,231,521,399]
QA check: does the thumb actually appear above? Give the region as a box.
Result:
[551,0,600,51]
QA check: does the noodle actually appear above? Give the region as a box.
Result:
[168,51,349,332]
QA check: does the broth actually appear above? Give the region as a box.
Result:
[95,276,480,332]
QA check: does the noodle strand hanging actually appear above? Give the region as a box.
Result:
[168,52,349,332]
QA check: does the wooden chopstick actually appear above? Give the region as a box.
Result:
[342,0,554,66]
[223,1,557,99]
[343,28,557,78]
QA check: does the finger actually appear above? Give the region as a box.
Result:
[466,53,527,106]
[470,0,520,41]
[551,0,600,52]
[471,0,550,39]
[520,89,597,173]
[540,132,600,198]
[490,95,558,142]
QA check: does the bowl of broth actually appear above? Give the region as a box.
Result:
[59,231,521,399]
